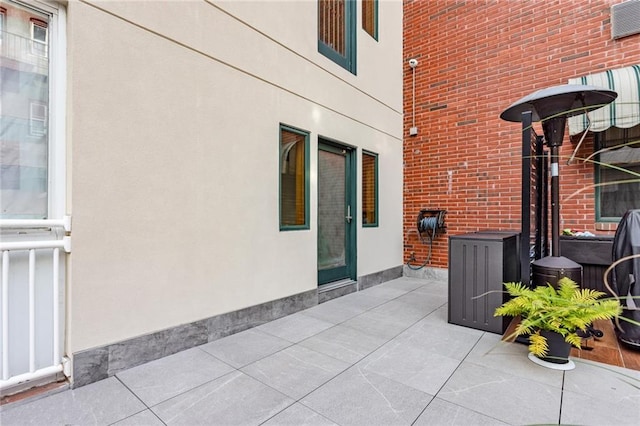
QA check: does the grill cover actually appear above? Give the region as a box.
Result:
[611,209,640,348]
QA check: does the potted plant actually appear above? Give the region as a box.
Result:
[494,277,622,369]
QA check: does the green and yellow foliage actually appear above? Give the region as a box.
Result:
[494,277,622,358]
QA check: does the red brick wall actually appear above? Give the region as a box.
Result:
[403,0,640,268]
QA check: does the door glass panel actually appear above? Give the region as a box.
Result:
[318,149,346,270]
[0,1,50,219]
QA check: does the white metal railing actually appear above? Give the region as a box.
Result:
[0,215,71,391]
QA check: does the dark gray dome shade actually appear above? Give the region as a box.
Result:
[500,84,618,122]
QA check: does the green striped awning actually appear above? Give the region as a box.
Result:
[568,64,640,136]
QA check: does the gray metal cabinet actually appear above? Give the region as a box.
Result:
[448,232,520,334]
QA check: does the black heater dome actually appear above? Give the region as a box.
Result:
[500,84,617,123]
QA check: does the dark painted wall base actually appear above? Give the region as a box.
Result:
[359,265,403,290]
[72,265,403,388]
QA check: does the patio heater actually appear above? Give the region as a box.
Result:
[500,85,617,287]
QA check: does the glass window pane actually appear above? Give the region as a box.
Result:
[596,125,640,220]
[362,152,377,226]
[280,127,308,228]
[319,0,345,56]
[317,0,355,73]
[362,0,377,39]
[599,163,640,217]
[1,2,50,219]
[318,149,346,269]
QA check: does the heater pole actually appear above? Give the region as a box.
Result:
[541,115,566,258]
[550,145,560,257]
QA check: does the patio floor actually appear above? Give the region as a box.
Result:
[1,276,639,425]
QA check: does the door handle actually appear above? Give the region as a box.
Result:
[346,205,353,223]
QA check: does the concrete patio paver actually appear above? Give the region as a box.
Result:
[300,365,433,426]
[413,397,508,426]
[199,329,292,369]
[115,347,235,407]
[0,377,145,425]
[1,275,639,426]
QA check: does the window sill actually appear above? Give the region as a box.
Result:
[595,222,618,232]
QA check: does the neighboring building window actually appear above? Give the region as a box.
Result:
[30,101,47,136]
[362,0,377,40]
[595,125,640,221]
[280,125,309,230]
[318,0,356,73]
[0,7,5,36]
[31,19,48,57]
[362,151,378,226]
[0,8,5,56]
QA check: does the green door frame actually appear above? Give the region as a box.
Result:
[317,140,357,285]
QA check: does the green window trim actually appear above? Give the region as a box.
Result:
[362,150,378,227]
[318,0,357,74]
[279,124,310,231]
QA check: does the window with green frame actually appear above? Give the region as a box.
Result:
[280,125,309,230]
[362,0,377,40]
[318,0,356,73]
[362,151,378,226]
[595,125,640,221]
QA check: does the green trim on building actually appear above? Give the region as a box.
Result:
[279,124,310,231]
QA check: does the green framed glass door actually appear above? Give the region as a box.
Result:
[318,140,356,285]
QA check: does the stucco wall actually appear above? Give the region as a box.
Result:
[66,0,403,354]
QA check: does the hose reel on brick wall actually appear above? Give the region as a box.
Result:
[407,209,447,270]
